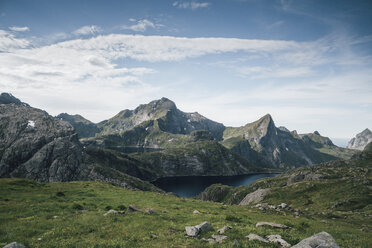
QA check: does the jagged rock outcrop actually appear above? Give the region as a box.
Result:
[347,128,372,150]
[56,113,101,138]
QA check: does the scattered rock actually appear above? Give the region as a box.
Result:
[128,205,141,212]
[292,232,339,248]
[145,208,156,214]
[103,209,125,216]
[3,243,26,248]
[168,228,178,233]
[195,221,214,232]
[266,235,291,248]
[239,188,270,205]
[232,239,240,247]
[185,221,214,237]
[201,238,216,243]
[246,233,268,243]
[217,226,232,234]
[149,234,158,238]
[256,221,290,229]
[185,226,199,237]
[287,172,324,185]
[212,234,228,243]
[193,210,200,214]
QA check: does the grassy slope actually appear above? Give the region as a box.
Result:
[1,178,371,248]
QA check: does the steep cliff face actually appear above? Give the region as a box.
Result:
[347,128,372,150]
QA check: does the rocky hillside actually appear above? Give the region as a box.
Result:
[130,141,261,180]
[198,142,371,214]
[221,115,352,169]
[0,95,161,192]
[347,128,372,150]
[56,113,101,138]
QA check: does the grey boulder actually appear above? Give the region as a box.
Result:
[292,232,339,248]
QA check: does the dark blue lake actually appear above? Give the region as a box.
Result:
[153,173,278,197]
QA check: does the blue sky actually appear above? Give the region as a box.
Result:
[1,0,371,145]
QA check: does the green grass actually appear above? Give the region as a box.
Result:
[0,178,371,247]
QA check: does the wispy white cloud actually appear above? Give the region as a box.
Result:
[121,19,160,32]
[0,30,30,52]
[73,25,102,36]
[236,66,314,79]
[173,1,210,10]
[9,26,30,32]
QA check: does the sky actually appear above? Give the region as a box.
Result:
[1,0,371,146]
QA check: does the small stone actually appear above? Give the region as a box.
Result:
[246,233,268,243]
[266,235,291,248]
[52,215,59,219]
[195,221,214,232]
[233,239,240,247]
[217,226,232,234]
[145,208,156,214]
[162,210,168,213]
[201,238,216,243]
[256,221,290,229]
[193,210,200,214]
[103,209,125,216]
[149,234,158,238]
[37,238,42,241]
[185,226,199,237]
[279,203,288,209]
[128,205,141,212]
[212,234,228,243]
[3,243,26,248]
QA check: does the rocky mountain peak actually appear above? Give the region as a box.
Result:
[313,131,320,135]
[347,128,372,150]
[0,93,29,106]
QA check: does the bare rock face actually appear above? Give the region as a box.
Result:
[239,188,270,205]
[347,128,372,151]
[292,232,339,248]
[0,104,87,182]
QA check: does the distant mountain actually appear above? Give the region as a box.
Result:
[221,115,354,168]
[98,97,225,140]
[56,113,101,138]
[347,128,372,150]
[0,92,29,106]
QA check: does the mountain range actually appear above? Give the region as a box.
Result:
[0,92,366,187]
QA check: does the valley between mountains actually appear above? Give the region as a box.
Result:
[0,92,371,247]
